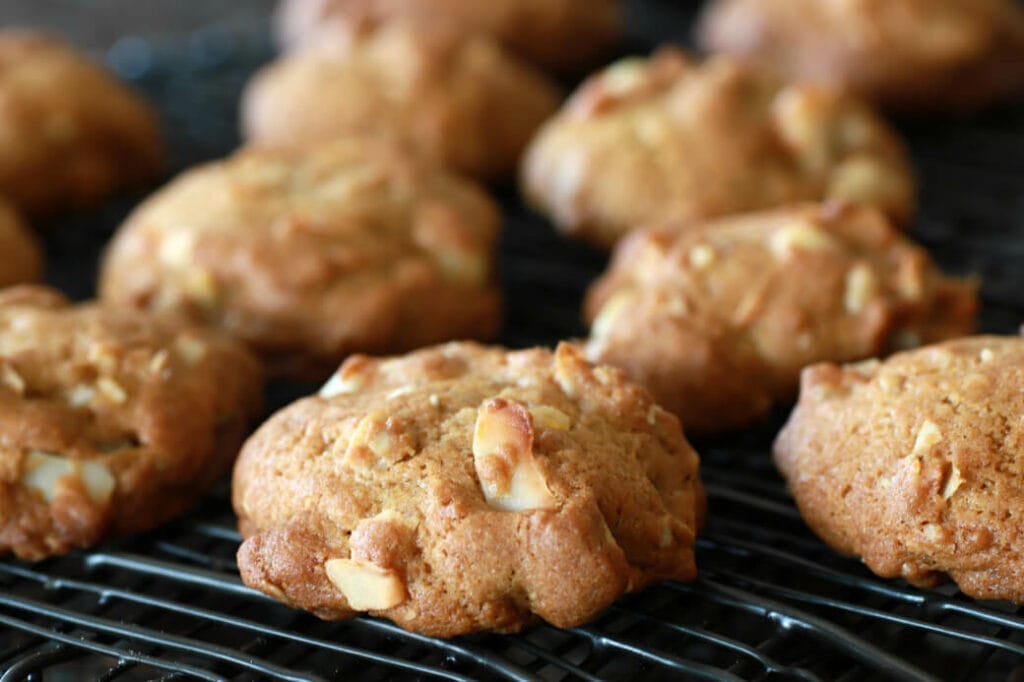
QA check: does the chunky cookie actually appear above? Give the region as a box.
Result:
[0,286,262,560]
[0,32,163,215]
[274,0,621,75]
[99,137,502,378]
[583,203,977,434]
[699,0,1024,114]
[775,336,1024,601]
[521,49,915,248]
[242,21,561,182]
[0,200,41,287]
[233,342,704,636]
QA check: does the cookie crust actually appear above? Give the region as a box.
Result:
[233,342,704,636]
[0,286,263,560]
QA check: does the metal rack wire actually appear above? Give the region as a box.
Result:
[3,0,1024,679]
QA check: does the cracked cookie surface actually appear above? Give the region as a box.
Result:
[233,342,704,636]
[583,203,977,433]
[521,49,914,248]
[99,137,502,378]
[0,286,263,560]
[775,336,1024,601]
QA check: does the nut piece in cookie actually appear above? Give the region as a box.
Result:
[582,203,977,434]
[698,0,1024,114]
[520,49,915,248]
[0,31,163,215]
[233,342,704,637]
[775,336,1024,602]
[0,200,41,287]
[0,286,263,560]
[274,0,622,76]
[242,21,561,181]
[98,137,502,378]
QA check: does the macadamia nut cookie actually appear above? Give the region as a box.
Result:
[233,342,704,636]
[275,0,621,75]
[99,137,502,378]
[775,336,1024,601]
[0,32,163,215]
[0,200,41,287]
[0,286,263,560]
[699,0,1024,114]
[583,203,977,433]
[521,49,915,248]
[242,21,561,181]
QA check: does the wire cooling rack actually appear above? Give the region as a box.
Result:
[4,0,1024,679]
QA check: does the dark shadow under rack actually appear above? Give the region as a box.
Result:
[3,1,1024,679]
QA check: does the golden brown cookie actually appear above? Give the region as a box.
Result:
[0,200,41,287]
[99,137,502,378]
[242,21,561,182]
[274,0,621,75]
[521,49,915,248]
[582,203,977,434]
[0,285,263,560]
[0,31,163,216]
[699,0,1024,114]
[233,342,704,637]
[775,336,1024,601]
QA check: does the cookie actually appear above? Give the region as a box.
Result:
[521,49,915,248]
[698,0,1024,114]
[0,285,263,560]
[242,21,561,181]
[582,203,977,434]
[99,137,502,378]
[274,0,621,75]
[233,341,704,636]
[0,200,41,287]
[0,31,163,216]
[775,336,1024,601]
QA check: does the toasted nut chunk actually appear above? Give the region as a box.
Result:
[0,362,25,395]
[344,411,414,469]
[320,372,361,399]
[22,451,116,504]
[591,291,633,339]
[324,558,407,610]
[844,263,878,314]
[688,244,715,270]
[175,337,207,365]
[96,377,127,404]
[942,464,964,500]
[912,420,943,455]
[473,399,557,512]
[769,221,838,260]
[529,405,571,431]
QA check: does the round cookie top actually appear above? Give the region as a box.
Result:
[242,21,562,181]
[0,31,163,215]
[698,0,1024,114]
[0,286,263,560]
[583,203,977,433]
[233,342,704,636]
[0,200,41,287]
[274,0,621,75]
[775,336,1024,602]
[99,137,502,378]
[520,49,915,248]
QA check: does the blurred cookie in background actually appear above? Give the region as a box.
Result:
[698,0,1024,114]
[0,31,163,216]
[274,0,622,76]
[99,136,503,379]
[521,49,914,248]
[242,21,561,182]
[582,202,977,433]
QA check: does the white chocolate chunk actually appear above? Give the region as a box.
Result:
[324,558,407,610]
[528,405,571,431]
[688,244,715,270]
[0,363,25,395]
[96,377,127,404]
[472,399,557,512]
[22,451,115,504]
[319,371,361,398]
[590,292,633,339]
[66,385,95,407]
[175,337,207,365]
